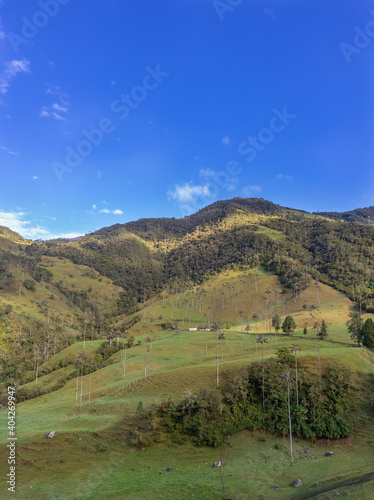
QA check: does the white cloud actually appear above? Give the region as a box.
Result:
[47,232,83,240]
[242,185,262,197]
[41,89,70,121]
[102,200,108,205]
[33,176,38,180]
[168,182,211,204]
[0,59,30,95]
[99,209,110,214]
[221,135,230,145]
[0,145,20,155]
[92,204,97,209]
[39,107,66,121]
[0,210,84,240]
[52,102,69,113]
[113,209,123,215]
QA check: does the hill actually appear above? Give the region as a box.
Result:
[0,267,373,499]
[315,205,374,224]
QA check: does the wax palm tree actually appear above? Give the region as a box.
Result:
[211,322,223,386]
[280,369,296,463]
[245,324,252,358]
[256,335,268,414]
[290,343,301,405]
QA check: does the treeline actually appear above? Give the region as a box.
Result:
[127,359,355,449]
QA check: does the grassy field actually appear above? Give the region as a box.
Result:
[1,270,374,499]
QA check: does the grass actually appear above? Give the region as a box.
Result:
[0,269,373,499]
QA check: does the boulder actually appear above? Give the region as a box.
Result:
[293,479,302,487]
[275,485,280,490]
[325,451,334,457]
[213,461,222,468]
[45,431,58,439]
[166,467,173,472]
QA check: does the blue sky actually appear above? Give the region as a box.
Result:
[0,0,373,239]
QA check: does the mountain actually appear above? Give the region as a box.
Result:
[314,206,374,224]
[0,198,374,499]
[0,197,372,321]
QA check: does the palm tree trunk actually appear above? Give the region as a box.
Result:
[295,354,299,406]
[287,381,293,463]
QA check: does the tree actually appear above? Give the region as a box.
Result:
[280,369,296,463]
[276,347,295,365]
[256,335,268,414]
[245,324,251,358]
[303,325,307,336]
[319,320,328,339]
[211,322,222,387]
[347,313,363,346]
[309,304,320,351]
[290,343,301,406]
[282,316,296,335]
[362,318,374,350]
[272,314,281,334]
[226,321,230,330]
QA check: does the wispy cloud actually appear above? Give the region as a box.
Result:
[0,59,30,95]
[222,135,230,145]
[0,210,83,240]
[113,209,123,215]
[0,145,20,155]
[41,87,70,121]
[168,182,211,204]
[99,209,111,214]
[39,107,66,121]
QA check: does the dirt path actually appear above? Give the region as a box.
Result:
[295,471,374,499]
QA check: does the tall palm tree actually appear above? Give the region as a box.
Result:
[256,335,268,414]
[245,324,252,358]
[252,313,259,352]
[280,369,296,463]
[290,343,301,405]
[211,322,223,386]
[308,304,320,352]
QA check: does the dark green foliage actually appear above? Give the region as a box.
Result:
[23,279,36,291]
[276,347,295,365]
[129,361,356,448]
[272,314,281,333]
[362,318,374,350]
[319,320,328,338]
[282,316,296,335]
[347,313,363,345]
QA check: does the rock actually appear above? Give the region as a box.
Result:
[213,461,222,468]
[275,485,280,490]
[325,451,334,457]
[166,467,173,472]
[293,479,302,487]
[45,431,58,439]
